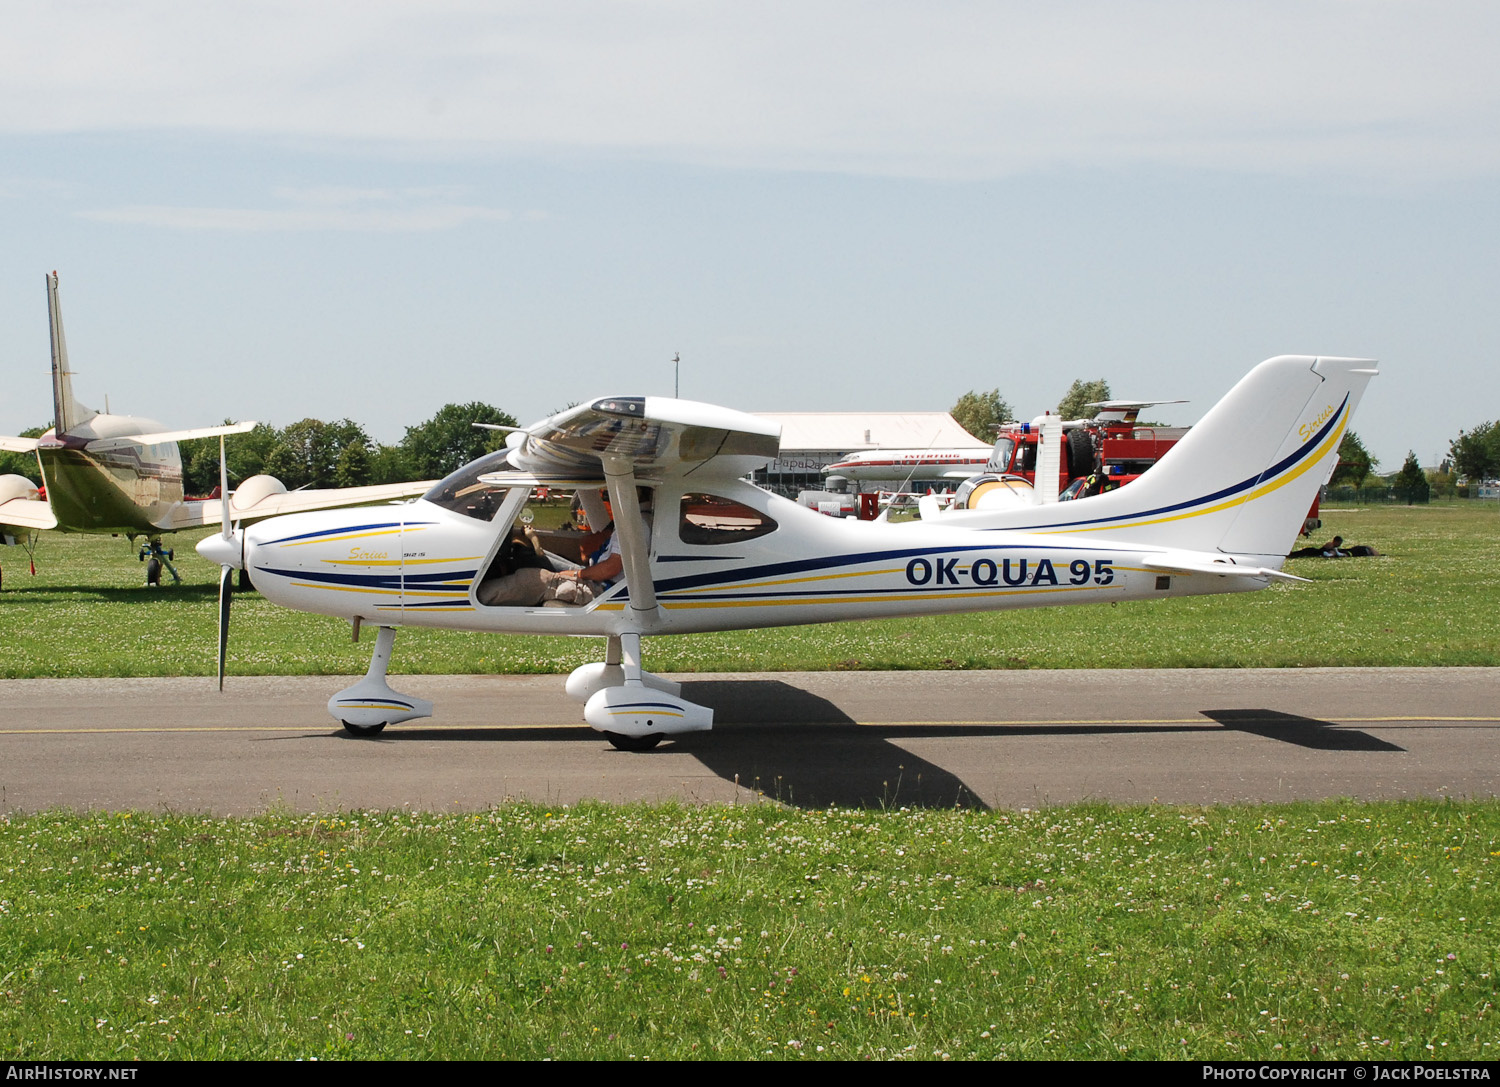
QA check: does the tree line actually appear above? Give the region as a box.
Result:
[948,378,1113,441]
[5,387,1498,501]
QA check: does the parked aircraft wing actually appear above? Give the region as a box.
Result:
[155,480,432,531]
[0,496,58,531]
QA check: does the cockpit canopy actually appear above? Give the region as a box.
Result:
[423,450,513,520]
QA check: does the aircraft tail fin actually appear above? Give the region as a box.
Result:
[964,355,1377,562]
[46,272,94,436]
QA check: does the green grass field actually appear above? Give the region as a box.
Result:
[2,801,1496,1060]
[1,502,1496,678]
[3,505,1497,1061]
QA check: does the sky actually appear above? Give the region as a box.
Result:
[2,1,1497,471]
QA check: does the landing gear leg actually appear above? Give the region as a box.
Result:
[138,537,181,585]
[327,625,433,736]
[565,633,683,702]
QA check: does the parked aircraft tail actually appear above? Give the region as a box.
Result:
[960,355,1377,563]
[46,272,94,436]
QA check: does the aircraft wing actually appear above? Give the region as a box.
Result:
[503,396,781,481]
[932,466,982,481]
[0,435,41,454]
[483,396,777,623]
[0,496,58,531]
[83,421,258,452]
[156,480,434,531]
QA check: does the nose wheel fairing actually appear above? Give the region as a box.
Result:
[328,626,433,732]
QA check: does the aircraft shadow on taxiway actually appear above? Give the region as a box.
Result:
[289,679,1405,811]
[294,679,984,810]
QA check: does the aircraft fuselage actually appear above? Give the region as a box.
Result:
[35,414,184,535]
[239,478,1262,641]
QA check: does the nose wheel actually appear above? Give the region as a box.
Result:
[603,731,664,752]
[342,720,388,737]
[327,626,432,733]
[138,538,180,585]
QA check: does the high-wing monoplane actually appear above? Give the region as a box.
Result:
[0,273,431,585]
[201,354,1376,750]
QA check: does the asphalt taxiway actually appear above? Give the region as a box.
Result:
[1,668,1495,814]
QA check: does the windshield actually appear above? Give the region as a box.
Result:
[986,438,1014,473]
[422,449,513,520]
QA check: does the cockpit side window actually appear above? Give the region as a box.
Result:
[678,493,778,546]
[423,450,513,520]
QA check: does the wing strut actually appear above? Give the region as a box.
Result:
[601,455,658,620]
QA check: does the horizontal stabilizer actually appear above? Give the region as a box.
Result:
[1084,399,1188,410]
[0,436,41,454]
[1141,552,1309,583]
[85,421,259,450]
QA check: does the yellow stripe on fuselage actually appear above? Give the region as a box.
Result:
[289,582,399,597]
[319,555,482,567]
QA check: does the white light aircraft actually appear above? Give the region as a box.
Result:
[0,273,430,584]
[200,354,1376,750]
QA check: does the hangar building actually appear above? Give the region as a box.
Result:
[747,412,988,496]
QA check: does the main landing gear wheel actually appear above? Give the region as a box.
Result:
[342,720,387,737]
[604,731,663,752]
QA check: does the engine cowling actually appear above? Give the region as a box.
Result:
[0,474,40,505]
[952,473,1039,511]
[228,474,289,514]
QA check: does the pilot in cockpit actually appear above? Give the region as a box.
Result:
[475,489,649,608]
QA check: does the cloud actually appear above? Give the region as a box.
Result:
[5,2,1500,181]
[77,186,515,231]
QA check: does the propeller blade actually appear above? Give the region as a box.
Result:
[219,435,231,537]
[217,562,233,691]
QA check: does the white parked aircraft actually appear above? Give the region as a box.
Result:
[201,354,1376,750]
[823,447,991,483]
[0,273,430,584]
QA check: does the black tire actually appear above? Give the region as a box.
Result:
[1066,428,1095,481]
[342,720,387,737]
[145,557,162,586]
[604,731,663,752]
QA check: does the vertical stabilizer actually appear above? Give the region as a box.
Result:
[46,272,93,436]
[956,356,1376,562]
